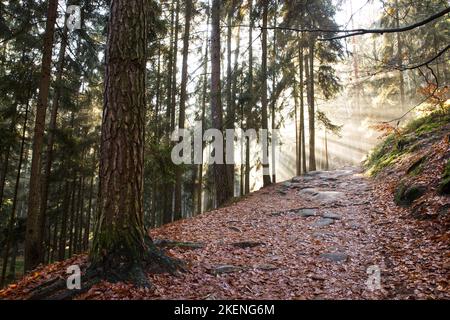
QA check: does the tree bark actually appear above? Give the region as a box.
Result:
[299,36,306,174]
[89,0,179,284]
[271,1,278,183]
[197,8,210,215]
[24,0,59,272]
[245,0,254,195]
[39,20,69,251]
[1,92,30,287]
[261,0,271,187]
[210,0,231,206]
[174,0,193,221]
[308,39,316,172]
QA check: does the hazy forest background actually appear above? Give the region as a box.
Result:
[0,0,448,289]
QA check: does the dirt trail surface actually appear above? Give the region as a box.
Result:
[1,167,448,300]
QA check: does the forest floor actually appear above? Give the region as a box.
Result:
[1,163,449,299]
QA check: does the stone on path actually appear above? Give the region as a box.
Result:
[299,188,344,203]
[313,218,336,227]
[297,209,317,217]
[320,252,348,262]
[322,212,342,220]
[211,265,243,275]
[255,264,278,271]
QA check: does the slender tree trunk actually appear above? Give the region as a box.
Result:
[1,94,30,287]
[39,20,69,251]
[294,80,300,176]
[308,39,316,172]
[170,0,180,132]
[174,0,193,221]
[225,3,235,196]
[165,0,176,133]
[271,0,278,183]
[299,37,306,174]
[58,180,71,261]
[68,175,78,257]
[395,0,405,110]
[210,0,230,206]
[24,0,59,272]
[325,129,329,170]
[245,0,254,195]
[83,172,95,251]
[197,9,210,215]
[261,0,271,187]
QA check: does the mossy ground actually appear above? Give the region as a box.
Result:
[365,108,450,177]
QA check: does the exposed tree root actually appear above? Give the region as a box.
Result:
[26,237,185,300]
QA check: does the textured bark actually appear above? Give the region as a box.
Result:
[91,0,147,268]
[24,0,58,272]
[261,1,271,187]
[210,0,231,206]
[174,0,193,221]
[90,0,180,284]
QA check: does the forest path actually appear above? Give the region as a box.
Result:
[3,167,447,300]
[110,166,446,300]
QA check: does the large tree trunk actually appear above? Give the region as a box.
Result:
[210,0,231,207]
[24,0,58,272]
[89,0,178,285]
[90,0,149,275]
[174,0,193,221]
[261,0,271,187]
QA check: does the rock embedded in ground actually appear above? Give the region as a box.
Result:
[313,218,336,227]
[320,252,348,262]
[322,212,342,220]
[313,191,344,202]
[232,241,265,249]
[394,183,426,206]
[297,209,317,217]
[299,188,320,196]
[211,265,243,275]
[299,188,345,203]
[254,264,278,271]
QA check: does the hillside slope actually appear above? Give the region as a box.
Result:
[365,107,450,222]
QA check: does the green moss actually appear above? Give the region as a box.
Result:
[439,159,450,195]
[365,108,450,177]
[365,135,406,176]
[407,156,426,176]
